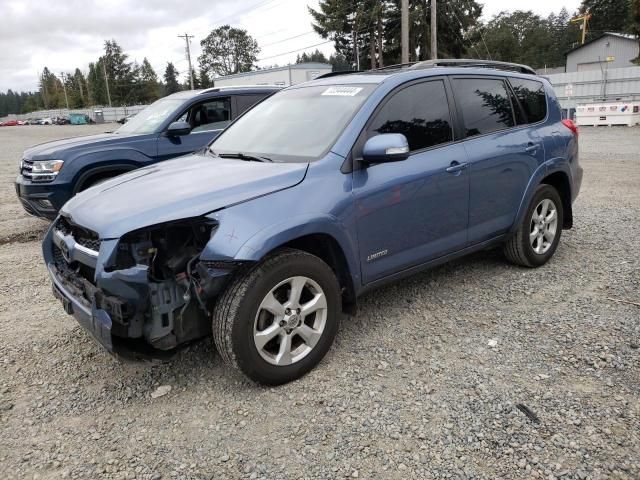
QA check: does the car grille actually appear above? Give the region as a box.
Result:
[55,217,101,252]
[20,159,34,179]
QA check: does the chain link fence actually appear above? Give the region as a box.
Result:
[1,105,149,123]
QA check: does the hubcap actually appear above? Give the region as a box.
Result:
[253,276,327,366]
[529,198,558,255]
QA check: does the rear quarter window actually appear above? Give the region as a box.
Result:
[509,78,547,123]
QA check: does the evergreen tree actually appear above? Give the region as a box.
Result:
[579,0,631,39]
[296,49,330,63]
[198,25,260,76]
[164,62,181,94]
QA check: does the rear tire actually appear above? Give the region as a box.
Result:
[504,184,564,267]
[212,249,342,385]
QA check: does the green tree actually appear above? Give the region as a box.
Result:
[473,11,555,69]
[198,25,260,77]
[329,52,353,71]
[296,49,330,63]
[164,62,181,94]
[579,0,631,39]
[100,39,134,105]
[136,58,161,103]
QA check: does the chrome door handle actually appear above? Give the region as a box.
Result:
[446,161,468,173]
[525,143,539,153]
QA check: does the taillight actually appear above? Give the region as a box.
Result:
[562,119,579,137]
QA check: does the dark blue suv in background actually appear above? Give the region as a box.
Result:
[43,60,582,385]
[15,86,279,219]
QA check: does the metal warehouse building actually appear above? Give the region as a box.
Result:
[213,62,332,87]
[566,32,639,72]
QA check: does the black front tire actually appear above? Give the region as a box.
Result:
[504,184,564,267]
[212,249,342,385]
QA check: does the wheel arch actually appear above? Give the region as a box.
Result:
[540,171,572,229]
[73,162,139,193]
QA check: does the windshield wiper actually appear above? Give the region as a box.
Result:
[217,152,273,163]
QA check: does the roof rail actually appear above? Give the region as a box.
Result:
[409,59,537,75]
[373,62,421,71]
[315,70,364,80]
[198,85,282,94]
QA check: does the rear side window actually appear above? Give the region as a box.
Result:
[368,80,453,151]
[452,78,515,137]
[510,78,547,123]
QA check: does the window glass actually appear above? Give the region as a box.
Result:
[115,98,183,134]
[452,78,515,137]
[184,98,231,133]
[235,94,269,117]
[368,81,453,151]
[510,78,547,123]
[212,84,374,162]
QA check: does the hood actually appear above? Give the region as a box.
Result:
[24,132,139,160]
[61,153,309,239]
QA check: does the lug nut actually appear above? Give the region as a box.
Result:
[285,308,291,315]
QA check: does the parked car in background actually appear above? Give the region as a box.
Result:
[2,119,19,126]
[38,117,53,125]
[54,116,70,125]
[43,60,582,385]
[16,86,280,219]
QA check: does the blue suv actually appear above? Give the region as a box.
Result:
[43,60,582,384]
[16,86,279,219]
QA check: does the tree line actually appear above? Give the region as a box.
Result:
[1,0,638,117]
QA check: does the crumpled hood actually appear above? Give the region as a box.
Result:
[61,153,309,239]
[24,132,134,160]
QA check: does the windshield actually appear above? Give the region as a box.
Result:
[211,84,375,162]
[116,98,184,134]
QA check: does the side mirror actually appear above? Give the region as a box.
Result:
[361,133,410,164]
[166,121,191,136]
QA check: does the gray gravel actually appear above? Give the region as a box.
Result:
[0,125,639,480]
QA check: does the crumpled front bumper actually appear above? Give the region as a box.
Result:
[49,265,114,352]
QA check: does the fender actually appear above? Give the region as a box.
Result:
[201,211,361,288]
[73,161,140,194]
[509,157,572,235]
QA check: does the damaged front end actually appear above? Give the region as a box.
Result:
[44,216,247,359]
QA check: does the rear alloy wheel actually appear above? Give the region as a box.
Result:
[504,184,564,267]
[213,249,341,385]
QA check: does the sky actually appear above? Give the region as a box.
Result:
[0,0,582,92]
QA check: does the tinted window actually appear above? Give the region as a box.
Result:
[510,78,547,123]
[235,94,268,117]
[188,98,231,132]
[452,78,515,137]
[369,81,452,151]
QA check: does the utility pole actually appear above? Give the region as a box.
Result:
[59,72,70,110]
[430,0,437,60]
[401,0,409,63]
[178,33,195,89]
[570,13,592,45]
[102,61,112,107]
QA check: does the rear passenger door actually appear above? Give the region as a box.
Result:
[451,76,545,244]
[353,79,469,284]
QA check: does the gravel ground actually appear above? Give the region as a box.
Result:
[0,125,638,480]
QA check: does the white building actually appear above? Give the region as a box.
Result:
[213,62,332,88]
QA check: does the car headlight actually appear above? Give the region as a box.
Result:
[30,160,64,181]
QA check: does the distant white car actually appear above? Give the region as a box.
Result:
[38,117,53,125]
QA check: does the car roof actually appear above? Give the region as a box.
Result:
[166,85,282,100]
[299,59,541,88]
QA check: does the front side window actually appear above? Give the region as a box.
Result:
[178,98,231,133]
[509,78,547,124]
[211,84,375,162]
[452,78,515,137]
[368,80,453,151]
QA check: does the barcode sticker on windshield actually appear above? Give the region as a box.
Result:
[321,86,363,97]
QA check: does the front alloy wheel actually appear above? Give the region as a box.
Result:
[213,249,341,385]
[253,276,328,366]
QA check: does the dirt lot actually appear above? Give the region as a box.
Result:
[0,125,638,480]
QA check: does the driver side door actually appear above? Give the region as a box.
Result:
[352,79,470,284]
[156,97,232,161]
